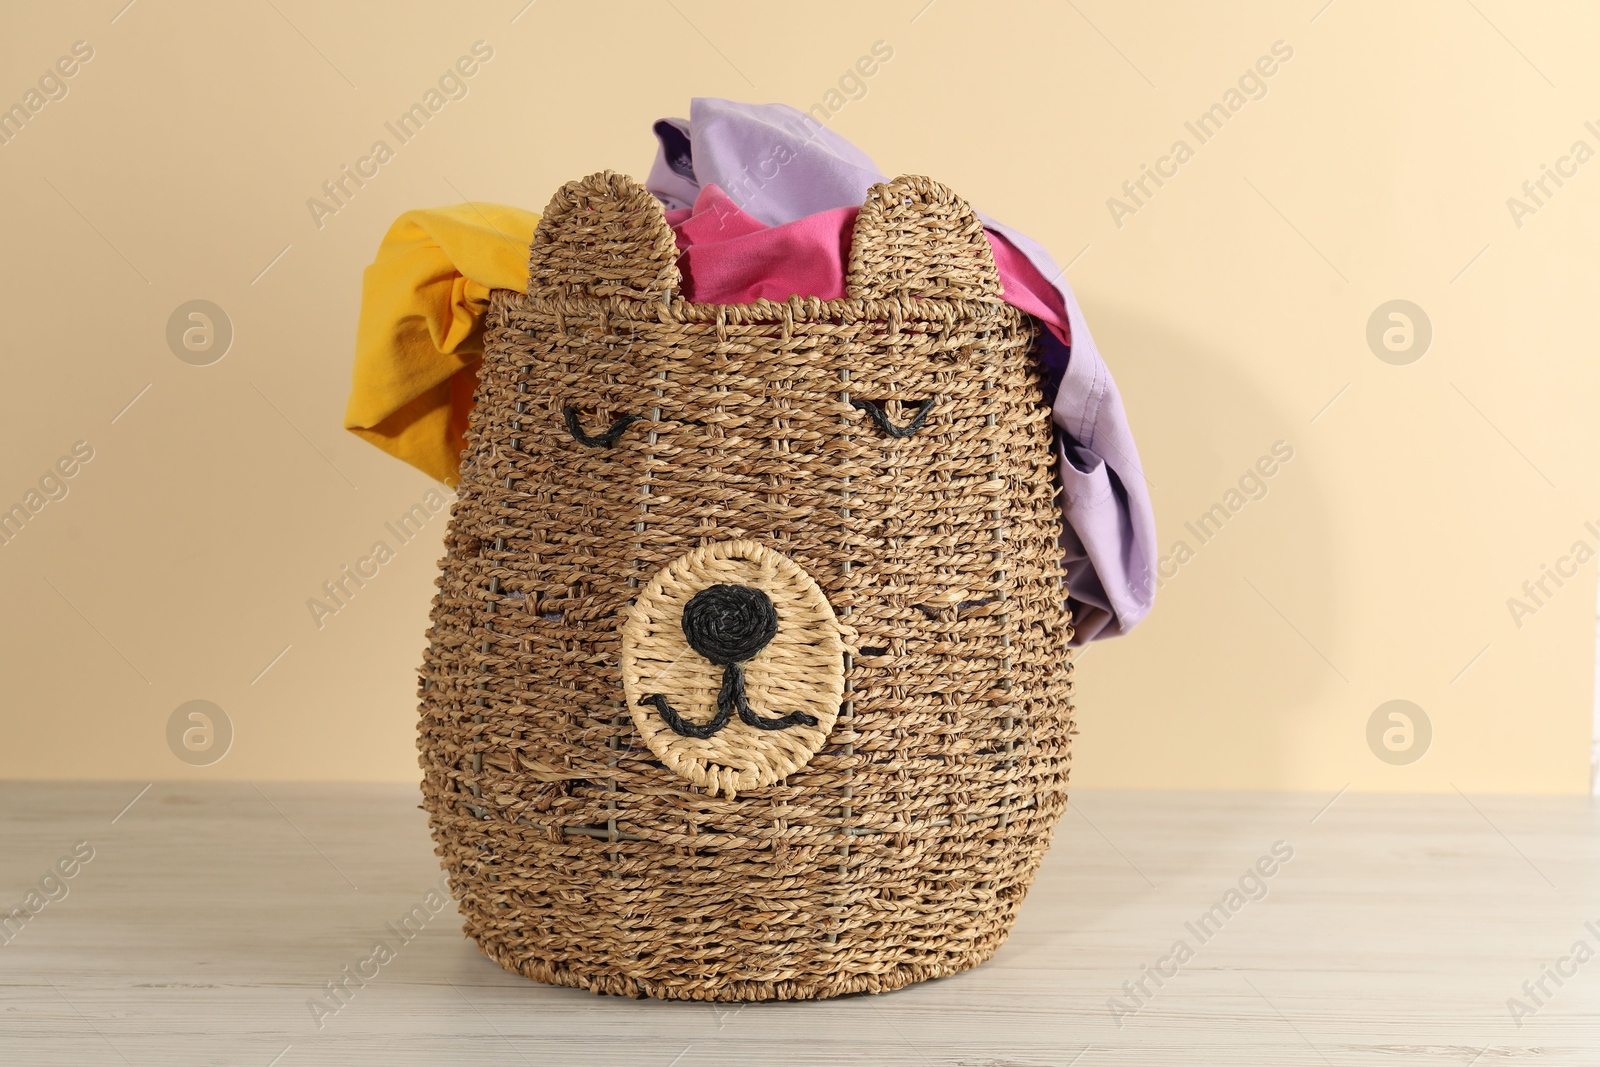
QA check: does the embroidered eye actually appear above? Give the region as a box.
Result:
[562,406,640,448]
[850,397,935,438]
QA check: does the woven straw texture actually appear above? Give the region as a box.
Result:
[418,171,1076,1001]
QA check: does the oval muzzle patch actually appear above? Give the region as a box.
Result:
[621,539,848,797]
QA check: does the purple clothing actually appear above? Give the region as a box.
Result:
[647,99,1156,643]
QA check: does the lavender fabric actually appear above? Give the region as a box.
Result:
[647,98,1156,643]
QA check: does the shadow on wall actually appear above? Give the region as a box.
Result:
[1068,301,1339,790]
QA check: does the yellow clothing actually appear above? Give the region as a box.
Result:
[344,203,538,485]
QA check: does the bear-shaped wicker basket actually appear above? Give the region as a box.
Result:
[418,170,1075,1001]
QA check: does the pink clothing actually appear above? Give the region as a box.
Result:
[665,186,1072,349]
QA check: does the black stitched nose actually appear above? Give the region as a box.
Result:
[681,584,778,665]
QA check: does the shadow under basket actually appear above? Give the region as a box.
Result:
[416,170,1076,1001]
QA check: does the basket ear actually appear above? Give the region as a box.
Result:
[845,175,1003,301]
[528,170,682,299]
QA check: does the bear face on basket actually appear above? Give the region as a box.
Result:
[417,171,1076,1002]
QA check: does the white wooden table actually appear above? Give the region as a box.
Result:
[1,783,1595,1065]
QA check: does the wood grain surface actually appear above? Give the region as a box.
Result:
[1,783,1595,1065]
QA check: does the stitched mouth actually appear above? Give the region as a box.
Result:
[641,660,819,739]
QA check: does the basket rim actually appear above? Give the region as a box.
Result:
[494,285,1028,329]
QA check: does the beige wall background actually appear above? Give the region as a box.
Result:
[1,1,1596,792]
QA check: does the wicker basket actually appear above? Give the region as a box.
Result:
[417,171,1075,1001]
